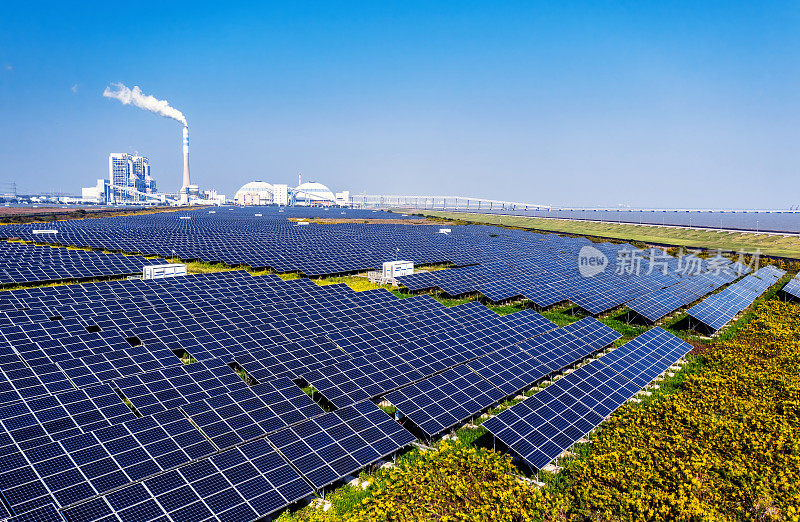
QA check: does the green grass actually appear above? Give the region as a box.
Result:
[181,260,301,279]
[485,301,527,315]
[178,352,197,365]
[378,404,396,416]
[598,308,651,338]
[313,275,394,292]
[423,294,475,307]
[539,304,585,326]
[410,210,800,259]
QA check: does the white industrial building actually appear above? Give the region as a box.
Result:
[234,181,274,205]
[233,178,350,207]
[106,153,157,204]
[81,179,111,203]
[273,184,290,206]
[293,181,336,206]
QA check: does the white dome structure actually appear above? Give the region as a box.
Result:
[293,181,335,206]
[234,181,274,206]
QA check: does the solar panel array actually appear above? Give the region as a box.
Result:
[0,208,469,277]
[0,267,632,520]
[626,264,743,323]
[0,206,770,519]
[687,265,786,331]
[781,272,800,301]
[0,272,474,520]
[0,241,166,286]
[0,209,743,321]
[399,250,748,318]
[484,327,692,470]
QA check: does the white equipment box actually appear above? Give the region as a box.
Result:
[382,260,414,279]
[143,263,187,280]
[32,230,58,235]
[438,228,452,234]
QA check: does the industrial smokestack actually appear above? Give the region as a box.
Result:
[103,83,191,197]
[182,126,191,192]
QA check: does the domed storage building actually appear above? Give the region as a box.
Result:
[234,181,274,205]
[293,181,336,206]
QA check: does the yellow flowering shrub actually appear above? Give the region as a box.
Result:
[345,443,566,521]
[560,301,800,520]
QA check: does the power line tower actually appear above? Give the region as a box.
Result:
[0,181,17,201]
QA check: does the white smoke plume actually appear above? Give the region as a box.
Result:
[103,82,187,126]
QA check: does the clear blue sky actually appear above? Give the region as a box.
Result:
[1,2,797,208]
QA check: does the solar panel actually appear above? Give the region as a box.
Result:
[4,503,62,522]
[467,347,549,397]
[112,360,248,416]
[597,327,693,387]
[559,317,621,352]
[484,328,691,471]
[267,401,414,490]
[303,355,425,410]
[179,380,323,452]
[500,309,558,338]
[783,273,800,300]
[385,365,504,438]
[687,266,786,331]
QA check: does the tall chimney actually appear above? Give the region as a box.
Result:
[181,126,191,191]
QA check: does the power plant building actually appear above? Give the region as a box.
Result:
[293,181,336,206]
[273,184,289,206]
[234,179,350,207]
[108,153,157,203]
[234,181,274,205]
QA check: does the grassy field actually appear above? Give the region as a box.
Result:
[408,210,800,259]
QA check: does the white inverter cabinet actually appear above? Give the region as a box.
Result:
[143,263,187,280]
[382,260,414,279]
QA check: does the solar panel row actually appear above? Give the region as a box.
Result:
[626,270,740,323]
[0,241,167,287]
[0,208,468,277]
[687,265,786,331]
[382,317,621,438]
[399,249,747,318]
[781,272,800,301]
[484,328,692,470]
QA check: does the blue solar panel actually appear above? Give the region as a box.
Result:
[484,328,691,471]
[688,266,786,331]
[267,401,414,490]
[386,365,504,438]
[783,273,800,300]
